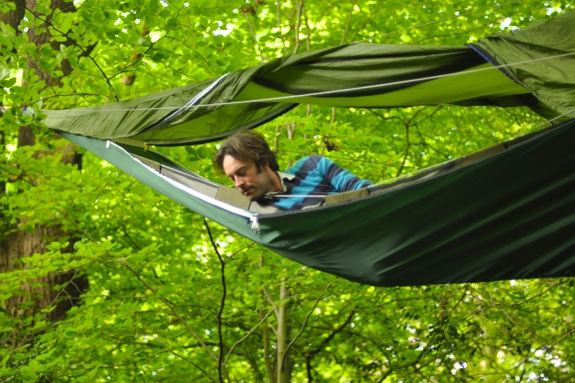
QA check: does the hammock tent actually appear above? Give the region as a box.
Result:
[44,12,575,286]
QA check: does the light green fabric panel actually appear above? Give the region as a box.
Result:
[236,63,529,107]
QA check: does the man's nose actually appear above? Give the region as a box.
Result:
[234,177,246,189]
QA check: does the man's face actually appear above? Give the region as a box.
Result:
[222,155,276,201]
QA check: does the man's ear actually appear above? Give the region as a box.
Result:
[260,162,270,172]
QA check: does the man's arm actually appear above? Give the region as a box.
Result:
[312,155,372,192]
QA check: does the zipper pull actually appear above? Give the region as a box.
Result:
[250,216,259,231]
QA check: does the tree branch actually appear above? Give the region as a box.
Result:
[243,12,265,63]
[122,261,218,362]
[305,308,355,358]
[340,0,357,45]
[172,350,218,383]
[17,0,119,101]
[282,283,331,368]
[276,1,289,56]
[293,0,305,54]
[203,219,227,383]
[224,296,285,366]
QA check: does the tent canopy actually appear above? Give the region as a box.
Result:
[44,12,575,286]
[45,12,575,145]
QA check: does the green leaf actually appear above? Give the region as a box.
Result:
[0,77,16,88]
[0,1,16,12]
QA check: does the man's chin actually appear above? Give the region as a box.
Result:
[242,190,255,200]
[245,193,261,201]
[243,190,263,201]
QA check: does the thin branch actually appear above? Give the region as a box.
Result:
[303,3,311,53]
[59,209,97,242]
[172,351,218,383]
[340,0,357,45]
[258,256,275,382]
[263,287,280,318]
[223,242,255,265]
[244,13,265,63]
[262,316,274,381]
[48,270,79,308]
[109,44,155,80]
[473,327,575,381]
[426,340,442,382]
[122,262,218,362]
[349,4,382,42]
[118,224,142,251]
[276,1,289,55]
[282,283,331,367]
[305,309,355,358]
[223,296,285,366]
[397,122,411,177]
[293,0,305,54]
[203,219,227,383]
[17,0,119,101]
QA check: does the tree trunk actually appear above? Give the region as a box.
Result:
[0,0,24,30]
[27,0,77,87]
[0,0,87,332]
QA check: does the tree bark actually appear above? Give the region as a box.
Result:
[0,0,87,330]
[0,0,25,30]
[26,0,77,87]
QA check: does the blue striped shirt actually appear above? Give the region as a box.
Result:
[261,155,372,210]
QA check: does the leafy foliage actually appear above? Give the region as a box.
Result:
[1,0,574,382]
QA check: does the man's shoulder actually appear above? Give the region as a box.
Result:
[289,155,325,170]
[284,155,338,178]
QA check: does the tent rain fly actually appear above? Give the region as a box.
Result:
[44,11,575,286]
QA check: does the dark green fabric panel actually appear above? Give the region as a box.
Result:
[45,66,274,144]
[63,120,575,286]
[474,11,575,120]
[130,103,297,146]
[251,44,483,96]
[255,119,575,286]
[45,81,214,139]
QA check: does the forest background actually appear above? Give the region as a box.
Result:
[1,0,574,382]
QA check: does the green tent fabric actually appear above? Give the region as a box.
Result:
[59,119,575,286]
[44,12,575,286]
[45,11,575,146]
[473,12,575,120]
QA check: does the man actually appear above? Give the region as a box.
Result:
[214,131,372,211]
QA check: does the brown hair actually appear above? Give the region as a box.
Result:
[214,130,279,173]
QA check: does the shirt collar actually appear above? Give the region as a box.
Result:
[261,172,294,200]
